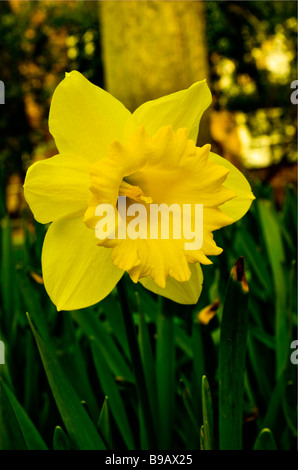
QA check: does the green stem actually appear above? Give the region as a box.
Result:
[156,298,175,449]
[117,277,157,449]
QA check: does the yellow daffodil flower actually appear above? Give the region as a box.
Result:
[24,71,254,310]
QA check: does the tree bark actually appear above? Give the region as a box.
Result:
[99,1,210,145]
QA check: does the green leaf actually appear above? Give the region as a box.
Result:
[156,298,175,450]
[97,396,113,450]
[253,428,278,450]
[234,229,272,295]
[248,325,275,350]
[53,426,73,450]
[71,307,133,382]
[258,199,289,379]
[16,269,52,345]
[1,380,48,450]
[137,293,158,437]
[100,294,130,359]
[51,311,99,421]
[175,324,193,358]
[27,313,106,450]
[91,340,135,450]
[218,257,249,450]
[117,278,156,449]
[201,375,214,450]
[200,425,205,450]
[191,320,205,419]
[0,378,27,450]
[179,378,200,442]
[262,371,285,435]
[247,335,274,406]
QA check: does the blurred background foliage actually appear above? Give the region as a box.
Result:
[0,0,297,451]
[0,0,296,214]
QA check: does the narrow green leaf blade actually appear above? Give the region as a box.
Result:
[97,396,113,450]
[202,375,214,450]
[253,428,278,450]
[258,199,289,379]
[0,378,27,450]
[27,313,106,450]
[218,257,249,450]
[2,381,47,450]
[234,229,272,295]
[137,294,158,436]
[200,425,205,450]
[179,378,200,446]
[91,340,135,450]
[191,319,205,420]
[156,298,175,449]
[53,426,73,450]
[52,311,99,420]
[71,308,133,382]
[117,278,156,449]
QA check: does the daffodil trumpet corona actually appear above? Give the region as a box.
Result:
[24,71,255,311]
[94,196,204,252]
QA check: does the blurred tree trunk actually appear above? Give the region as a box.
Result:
[99,0,211,145]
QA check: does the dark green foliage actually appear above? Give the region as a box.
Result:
[0,184,296,450]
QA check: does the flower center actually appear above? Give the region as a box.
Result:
[118,180,152,204]
[84,125,236,288]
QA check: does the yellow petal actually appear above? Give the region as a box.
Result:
[23,153,90,224]
[49,71,131,163]
[110,238,191,288]
[42,216,124,311]
[125,80,211,142]
[140,263,203,305]
[209,152,255,221]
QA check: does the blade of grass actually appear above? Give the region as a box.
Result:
[156,297,175,450]
[117,277,157,449]
[53,426,73,450]
[253,428,278,450]
[71,307,133,382]
[1,380,48,450]
[23,328,39,416]
[257,199,288,379]
[52,311,99,420]
[218,257,249,450]
[27,313,106,450]
[248,325,275,350]
[261,371,285,434]
[278,355,297,438]
[91,339,135,450]
[191,303,217,420]
[100,294,130,359]
[175,324,193,358]
[0,378,27,450]
[16,269,53,346]
[97,396,113,450]
[136,293,158,437]
[234,229,272,295]
[202,375,214,450]
[247,335,274,407]
[200,426,205,450]
[179,378,201,441]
